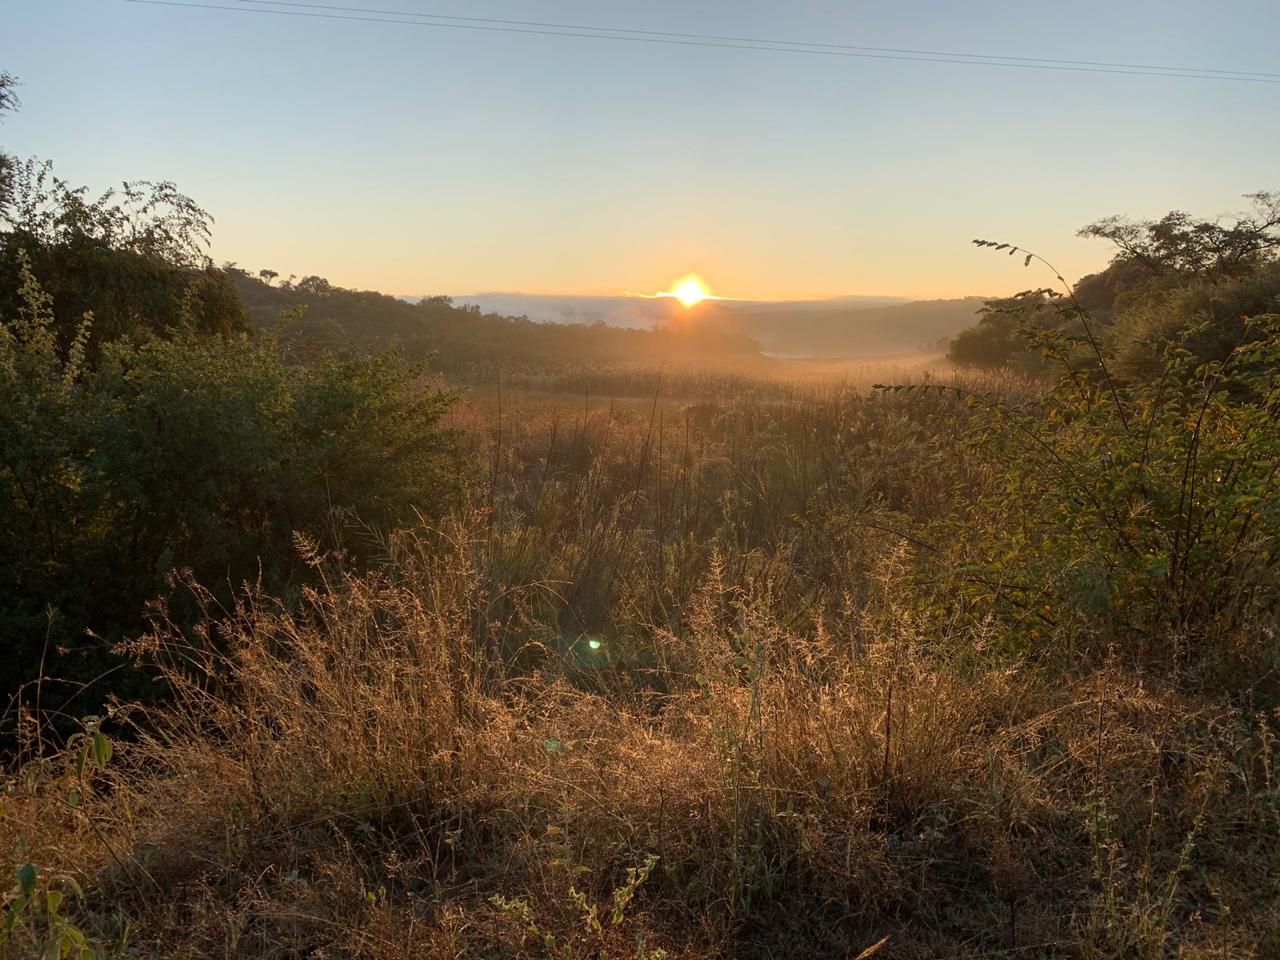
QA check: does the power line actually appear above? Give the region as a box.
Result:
[237,0,1280,81]
[122,0,1280,84]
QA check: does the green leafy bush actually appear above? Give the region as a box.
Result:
[0,159,249,351]
[1106,261,1280,382]
[949,193,1280,375]
[939,277,1280,683]
[0,259,463,716]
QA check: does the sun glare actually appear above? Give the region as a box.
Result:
[665,275,711,308]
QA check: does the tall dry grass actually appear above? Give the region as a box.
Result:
[3,368,1278,958]
[4,525,1276,958]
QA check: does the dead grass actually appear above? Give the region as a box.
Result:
[4,527,1277,958]
[3,368,1278,958]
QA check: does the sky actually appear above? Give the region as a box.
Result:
[3,0,1278,301]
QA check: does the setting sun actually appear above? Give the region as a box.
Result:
[667,275,711,308]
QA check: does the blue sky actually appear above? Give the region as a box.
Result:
[4,0,1278,299]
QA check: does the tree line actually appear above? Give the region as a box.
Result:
[949,192,1280,379]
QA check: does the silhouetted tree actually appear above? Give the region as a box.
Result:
[0,72,20,220]
[951,193,1280,373]
[0,158,248,348]
[948,290,1057,370]
[296,274,333,295]
[1079,192,1280,283]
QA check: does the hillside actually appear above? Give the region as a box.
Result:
[237,274,983,365]
[437,294,962,359]
[229,271,770,374]
[446,292,911,329]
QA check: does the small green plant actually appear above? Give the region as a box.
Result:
[490,854,661,958]
[64,717,113,810]
[3,717,119,958]
[3,862,96,959]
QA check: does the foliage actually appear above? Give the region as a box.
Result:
[0,261,463,720]
[0,73,17,118]
[4,154,1280,954]
[228,268,769,375]
[947,288,1061,371]
[490,854,663,958]
[939,251,1280,682]
[951,193,1280,372]
[0,72,18,220]
[2,340,1278,955]
[0,70,243,350]
[4,526,1277,957]
[0,159,248,350]
[0,73,244,353]
[2,862,96,960]
[1080,191,1280,283]
[2,717,115,959]
[1107,260,1280,381]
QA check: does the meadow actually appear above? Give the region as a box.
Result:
[5,347,1279,959]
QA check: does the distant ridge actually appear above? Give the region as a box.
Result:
[401,293,913,330]
[401,292,983,357]
[230,272,766,372]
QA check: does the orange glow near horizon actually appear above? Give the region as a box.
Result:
[661,274,713,308]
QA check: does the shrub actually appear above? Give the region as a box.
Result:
[0,159,249,351]
[936,257,1280,684]
[0,260,463,721]
[1107,261,1280,382]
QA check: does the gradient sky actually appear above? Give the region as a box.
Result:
[4,0,1278,300]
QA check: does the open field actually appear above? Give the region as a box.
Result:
[5,355,1279,959]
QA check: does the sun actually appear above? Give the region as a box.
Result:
[667,275,711,308]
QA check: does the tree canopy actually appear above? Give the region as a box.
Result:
[1079,191,1280,284]
[0,78,247,351]
[950,193,1280,373]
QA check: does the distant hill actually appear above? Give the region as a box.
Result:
[233,271,980,368]
[442,292,979,358]
[416,293,912,330]
[228,271,768,374]
[441,294,672,330]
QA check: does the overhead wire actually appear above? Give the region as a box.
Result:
[236,0,1280,81]
[122,0,1280,84]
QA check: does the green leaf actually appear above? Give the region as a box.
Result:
[4,900,24,939]
[543,738,563,753]
[15,863,36,897]
[92,730,112,767]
